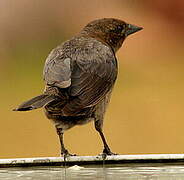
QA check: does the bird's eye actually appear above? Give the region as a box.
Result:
[109,25,125,34]
[116,25,123,33]
[111,25,124,34]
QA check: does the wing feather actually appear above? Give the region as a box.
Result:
[43,39,117,116]
[43,48,71,88]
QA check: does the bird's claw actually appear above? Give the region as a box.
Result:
[100,148,118,160]
[61,149,77,161]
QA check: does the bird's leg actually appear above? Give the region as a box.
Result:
[55,127,75,160]
[95,120,117,158]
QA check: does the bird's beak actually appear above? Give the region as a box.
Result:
[125,24,143,37]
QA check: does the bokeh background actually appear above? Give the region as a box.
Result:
[1,0,184,158]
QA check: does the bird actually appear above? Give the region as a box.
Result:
[14,18,142,157]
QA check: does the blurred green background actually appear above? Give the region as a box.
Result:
[1,0,184,158]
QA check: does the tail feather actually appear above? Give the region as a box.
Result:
[13,94,58,111]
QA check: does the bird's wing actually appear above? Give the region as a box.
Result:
[43,43,117,115]
[63,44,117,115]
[43,48,71,88]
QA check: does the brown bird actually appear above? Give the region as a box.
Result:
[14,18,142,157]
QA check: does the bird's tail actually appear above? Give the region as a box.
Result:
[13,94,58,111]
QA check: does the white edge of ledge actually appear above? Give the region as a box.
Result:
[1,154,184,167]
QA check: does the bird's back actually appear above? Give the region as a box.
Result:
[43,35,118,126]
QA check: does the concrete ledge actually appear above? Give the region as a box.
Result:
[1,154,184,168]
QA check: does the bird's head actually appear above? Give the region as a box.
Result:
[81,18,143,52]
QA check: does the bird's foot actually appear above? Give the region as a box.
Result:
[101,148,118,160]
[61,149,76,161]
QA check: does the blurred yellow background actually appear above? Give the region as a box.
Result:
[1,0,184,158]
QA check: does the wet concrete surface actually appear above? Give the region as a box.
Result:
[1,164,184,179]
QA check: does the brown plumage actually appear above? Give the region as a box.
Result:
[14,18,142,157]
